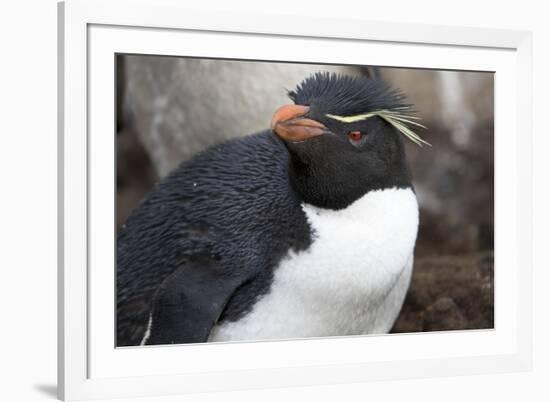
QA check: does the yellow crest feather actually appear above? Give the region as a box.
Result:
[326,109,430,147]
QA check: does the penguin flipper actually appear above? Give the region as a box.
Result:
[143,259,247,345]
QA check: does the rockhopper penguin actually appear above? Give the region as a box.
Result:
[116,72,426,346]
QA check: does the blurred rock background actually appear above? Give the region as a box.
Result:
[116,55,494,333]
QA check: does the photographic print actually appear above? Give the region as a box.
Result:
[115,56,494,347]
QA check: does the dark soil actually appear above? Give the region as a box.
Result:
[392,251,494,333]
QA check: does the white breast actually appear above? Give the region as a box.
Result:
[208,187,419,342]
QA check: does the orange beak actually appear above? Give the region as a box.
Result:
[270,105,327,142]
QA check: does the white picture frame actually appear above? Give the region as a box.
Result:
[58,0,533,400]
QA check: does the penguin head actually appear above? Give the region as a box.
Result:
[271,72,428,210]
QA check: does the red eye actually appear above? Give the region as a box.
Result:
[347,131,363,142]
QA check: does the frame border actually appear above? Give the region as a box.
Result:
[58,0,533,400]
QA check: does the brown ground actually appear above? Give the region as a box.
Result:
[392,251,494,333]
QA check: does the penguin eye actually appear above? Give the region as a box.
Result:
[347,131,366,146]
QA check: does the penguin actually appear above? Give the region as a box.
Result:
[116,72,425,346]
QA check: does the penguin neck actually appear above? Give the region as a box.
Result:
[287,153,413,210]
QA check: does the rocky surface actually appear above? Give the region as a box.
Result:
[392,251,494,333]
[404,122,494,256]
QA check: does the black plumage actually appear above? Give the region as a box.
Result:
[117,72,417,346]
[288,72,408,118]
[117,133,312,345]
